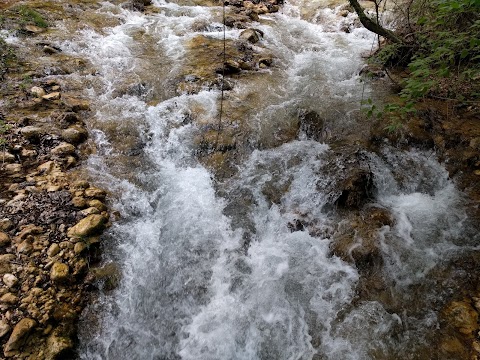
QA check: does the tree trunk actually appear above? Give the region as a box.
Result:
[348,0,403,44]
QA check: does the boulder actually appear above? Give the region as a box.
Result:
[84,187,106,200]
[317,148,374,209]
[50,262,69,283]
[74,242,87,255]
[299,110,325,141]
[42,92,61,101]
[20,126,43,140]
[239,28,261,43]
[71,196,88,208]
[67,214,107,238]
[31,84,48,97]
[61,126,88,145]
[51,142,75,157]
[23,25,45,34]
[61,96,90,112]
[443,300,479,335]
[88,199,107,212]
[45,335,73,360]
[0,232,10,246]
[4,318,36,356]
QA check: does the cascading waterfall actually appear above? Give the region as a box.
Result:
[52,0,479,359]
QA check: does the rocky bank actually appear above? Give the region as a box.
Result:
[1,0,480,359]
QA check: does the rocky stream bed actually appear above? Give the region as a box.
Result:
[0,0,480,359]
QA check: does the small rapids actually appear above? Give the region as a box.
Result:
[51,0,480,359]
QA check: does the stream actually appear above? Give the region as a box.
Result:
[53,0,480,358]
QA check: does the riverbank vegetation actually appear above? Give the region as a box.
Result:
[352,0,480,123]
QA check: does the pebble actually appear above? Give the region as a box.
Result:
[30,86,46,98]
[42,92,61,101]
[2,274,18,289]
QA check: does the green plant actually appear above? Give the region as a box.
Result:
[0,119,9,146]
[358,0,480,130]
[17,6,48,28]
[19,75,32,90]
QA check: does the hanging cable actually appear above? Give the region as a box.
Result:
[214,0,227,151]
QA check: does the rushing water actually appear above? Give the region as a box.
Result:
[55,0,479,359]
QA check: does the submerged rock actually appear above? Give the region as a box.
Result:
[239,28,262,43]
[443,300,479,336]
[317,148,374,209]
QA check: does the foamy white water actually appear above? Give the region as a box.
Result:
[52,0,479,359]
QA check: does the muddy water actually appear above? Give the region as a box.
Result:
[53,0,480,359]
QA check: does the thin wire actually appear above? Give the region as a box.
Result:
[214,0,227,150]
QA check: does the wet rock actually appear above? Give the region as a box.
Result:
[42,92,61,101]
[61,126,88,145]
[80,207,101,216]
[359,64,385,79]
[0,319,10,339]
[258,55,273,68]
[17,225,43,241]
[88,199,107,212]
[128,0,152,11]
[67,214,107,238]
[223,59,242,74]
[336,168,373,208]
[317,148,374,209]
[74,242,87,255]
[62,96,90,112]
[299,110,325,141]
[51,142,75,157]
[71,196,88,208]
[45,334,73,360]
[20,126,43,141]
[239,28,261,43]
[73,180,90,189]
[30,86,46,98]
[50,262,69,283]
[84,187,106,200]
[23,25,45,34]
[443,300,479,335]
[43,45,60,55]
[86,262,121,290]
[0,232,10,247]
[4,318,36,356]
[2,274,18,289]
